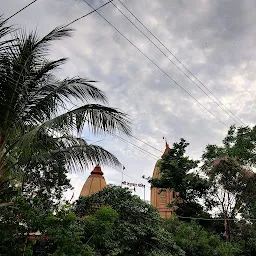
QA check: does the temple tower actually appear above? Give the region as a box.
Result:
[150,142,174,218]
[80,165,106,197]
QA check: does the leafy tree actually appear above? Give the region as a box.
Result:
[149,139,210,218]
[81,206,119,255]
[0,195,95,256]
[0,196,87,255]
[201,126,256,240]
[202,125,256,169]
[74,186,184,256]
[163,218,241,256]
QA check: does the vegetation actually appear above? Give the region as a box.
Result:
[150,125,256,255]
[0,21,131,197]
[0,15,256,256]
[0,19,131,255]
[74,186,184,256]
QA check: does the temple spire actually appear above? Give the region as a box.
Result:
[151,138,174,218]
[80,165,106,197]
[162,137,170,158]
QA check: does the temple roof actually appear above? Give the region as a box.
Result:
[152,141,170,179]
[91,165,104,175]
[80,165,106,197]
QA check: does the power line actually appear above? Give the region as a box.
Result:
[116,0,245,126]
[82,0,229,128]
[66,0,114,27]
[177,215,256,221]
[4,0,40,23]
[130,134,162,153]
[111,133,159,160]
[111,1,240,125]
[62,100,160,160]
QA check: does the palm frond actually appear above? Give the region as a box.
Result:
[23,77,107,123]
[0,24,132,186]
[45,104,131,135]
[15,104,130,155]
[0,16,14,50]
[5,134,121,176]
[31,142,121,170]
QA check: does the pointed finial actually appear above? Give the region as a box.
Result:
[163,137,169,148]
[162,137,170,158]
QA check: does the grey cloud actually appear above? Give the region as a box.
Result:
[2,0,255,201]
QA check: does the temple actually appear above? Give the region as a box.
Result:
[80,165,106,197]
[79,143,176,219]
[150,141,175,218]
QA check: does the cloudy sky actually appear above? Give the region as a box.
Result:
[2,0,255,201]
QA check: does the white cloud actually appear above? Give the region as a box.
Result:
[3,0,255,201]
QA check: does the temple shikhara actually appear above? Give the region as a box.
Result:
[150,141,175,218]
[79,142,176,218]
[80,165,106,197]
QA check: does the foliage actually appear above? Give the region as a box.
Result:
[0,19,131,256]
[74,186,184,256]
[149,138,210,218]
[81,206,119,255]
[201,126,256,241]
[163,218,241,256]
[0,23,131,194]
[0,195,96,256]
[202,125,256,168]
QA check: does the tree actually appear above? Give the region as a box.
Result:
[149,138,210,219]
[0,23,131,194]
[0,19,131,255]
[201,126,256,240]
[163,218,241,256]
[81,206,119,255]
[74,186,184,256]
[0,197,93,256]
[202,125,256,169]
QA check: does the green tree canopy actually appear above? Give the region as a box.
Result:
[163,218,241,256]
[149,138,210,218]
[74,186,184,256]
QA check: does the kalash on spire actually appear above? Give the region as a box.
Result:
[150,140,178,219]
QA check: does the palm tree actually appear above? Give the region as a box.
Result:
[0,23,131,192]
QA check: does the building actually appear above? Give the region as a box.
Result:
[150,142,176,218]
[79,143,176,219]
[80,165,107,197]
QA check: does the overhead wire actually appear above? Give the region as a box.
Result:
[62,99,160,160]
[129,134,162,153]
[116,0,245,126]
[111,1,242,126]
[111,133,159,160]
[82,0,229,128]
[65,0,114,27]
[177,215,256,221]
[3,0,40,23]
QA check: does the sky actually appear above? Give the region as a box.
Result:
[2,0,255,201]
